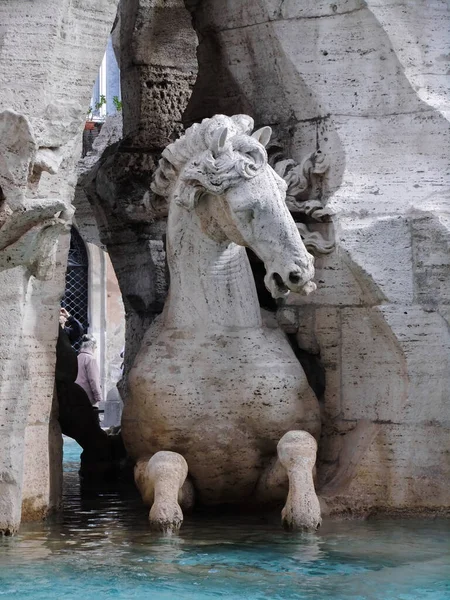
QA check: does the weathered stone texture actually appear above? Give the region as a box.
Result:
[1,0,446,530]
[123,114,321,532]
[84,0,197,372]
[0,0,119,532]
[74,114,125,398]
[185,0,450,513]
[121,0,197,147]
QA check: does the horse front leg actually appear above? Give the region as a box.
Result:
[255,430,321,531]
[134,451,194,533]
[278,430,321,531]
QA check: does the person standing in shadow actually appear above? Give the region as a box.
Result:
[75,334,102,409]
[55,325,124,480]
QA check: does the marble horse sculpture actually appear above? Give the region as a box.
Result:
[122,114,322,532]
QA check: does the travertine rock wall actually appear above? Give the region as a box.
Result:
[3,0,446,530]
[84,0,198,373]
[0,0,119,533]
[184,0,450,514]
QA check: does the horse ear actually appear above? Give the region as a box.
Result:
[251,126,272,147]
[211,126,229,157]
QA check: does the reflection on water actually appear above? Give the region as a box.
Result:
[0,437,449,599]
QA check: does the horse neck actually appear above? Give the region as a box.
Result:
[164,202,262,330]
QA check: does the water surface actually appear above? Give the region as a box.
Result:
[0,437,449,599]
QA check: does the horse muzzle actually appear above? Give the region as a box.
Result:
[264,265,317,299]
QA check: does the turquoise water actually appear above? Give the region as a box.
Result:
[0,438,449,599]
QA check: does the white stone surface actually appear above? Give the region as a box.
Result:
[185,0,450,514]
[123,115,321,529]
[0,0,448,529]
[83,0,197,378]
[135,452,188,532]
[367,0,450,121]
[0,0,119,532]
[278,431,322,531]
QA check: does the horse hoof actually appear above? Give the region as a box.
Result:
[149,501,184,533]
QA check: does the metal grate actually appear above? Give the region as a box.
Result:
[61,227,89,351]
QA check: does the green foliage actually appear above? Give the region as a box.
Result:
[113,96,123,111]
[95,94,107,111]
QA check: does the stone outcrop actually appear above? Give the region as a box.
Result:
[184,0,450,515]
[0,109,69,532]
[0,0,119,533]
[83,0,198,375]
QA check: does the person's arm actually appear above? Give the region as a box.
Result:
[65,315,84,344]
[86,357,103,405]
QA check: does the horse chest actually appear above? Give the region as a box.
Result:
[124,326,320,461]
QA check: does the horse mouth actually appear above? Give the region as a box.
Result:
[272,272,289,295]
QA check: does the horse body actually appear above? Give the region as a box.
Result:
[122,115,322,530]
[125,243,320,502]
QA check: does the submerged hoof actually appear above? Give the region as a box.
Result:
[281,503,322,532]
[149,501,183,534]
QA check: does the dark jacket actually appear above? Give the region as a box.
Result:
[64,316,84,345]
[55,325,78,383]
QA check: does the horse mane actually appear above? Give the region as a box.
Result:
[151,114,255,199]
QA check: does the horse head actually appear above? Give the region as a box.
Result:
[152,114,316,298]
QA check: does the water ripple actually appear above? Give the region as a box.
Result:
[0,437,449,599]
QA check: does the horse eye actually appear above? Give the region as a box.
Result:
[235,208,254,223]
[234,204,254,213]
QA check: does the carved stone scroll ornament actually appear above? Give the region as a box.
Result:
[269,145,335,256]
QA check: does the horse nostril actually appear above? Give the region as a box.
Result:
[289,271,301,284]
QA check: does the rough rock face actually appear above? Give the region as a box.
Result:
[84,0,198,373]
[3,0,446,531]
[184,0,450,514]
[0,0,119,533]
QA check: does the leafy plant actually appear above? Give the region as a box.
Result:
[95,94,107,111]
[86,106,93,120]
[113,96,123,111]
